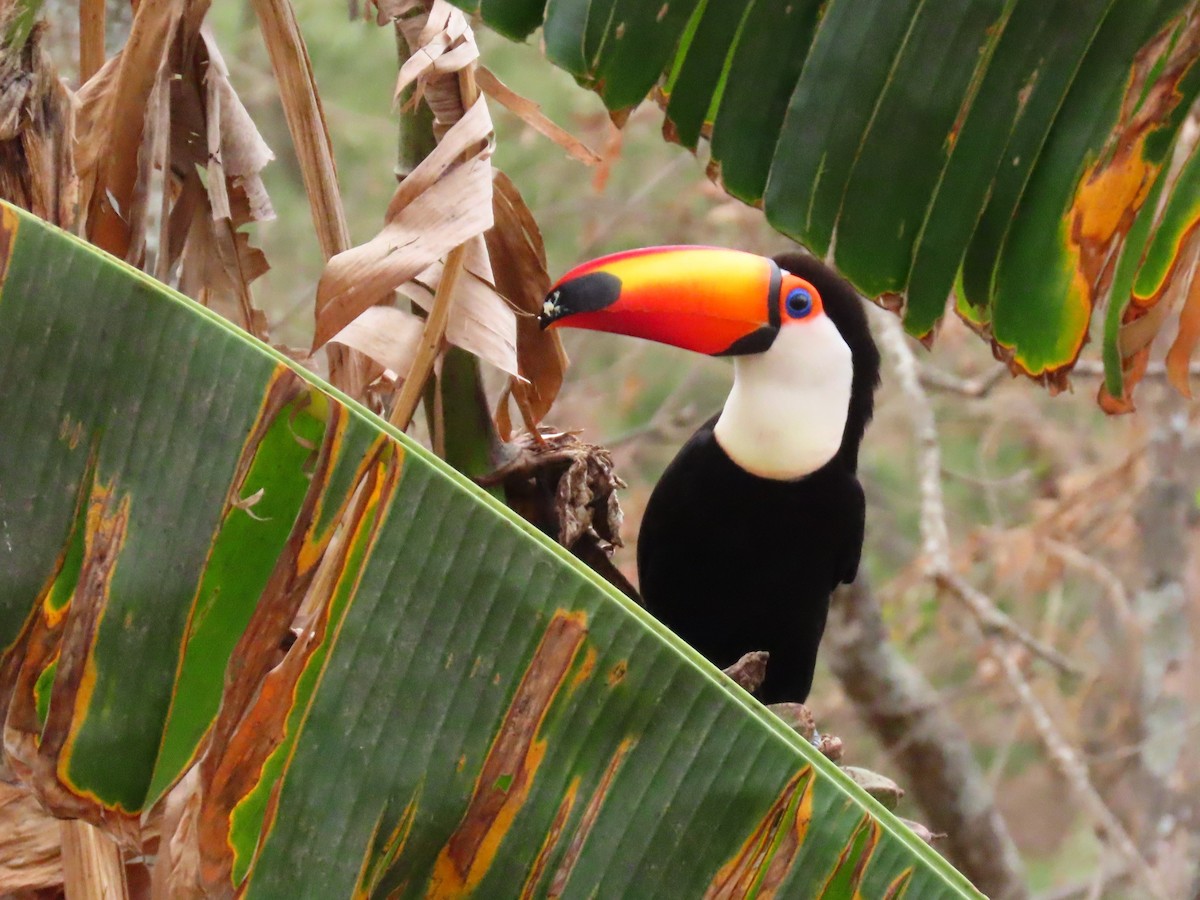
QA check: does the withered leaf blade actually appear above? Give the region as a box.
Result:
[313,96,496,351]
[485,170,567,436]
[80,0,185,257]
[476,66,601,166]
[1165,270,1200,397]
[404,234,518,376]
[329,304,424,376]
[0,23,77,229]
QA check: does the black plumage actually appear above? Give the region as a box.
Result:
[636,253,880,703]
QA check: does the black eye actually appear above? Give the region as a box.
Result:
[785,287,813,318]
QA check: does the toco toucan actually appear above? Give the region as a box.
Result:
[539,246,880,703]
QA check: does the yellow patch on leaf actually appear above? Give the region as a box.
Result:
[705,766,814,899]
[426,610,588,898]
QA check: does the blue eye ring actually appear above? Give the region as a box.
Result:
[785,287,813,319]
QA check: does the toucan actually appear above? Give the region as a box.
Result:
[539,246,880,703]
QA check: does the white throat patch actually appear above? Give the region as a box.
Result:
[713,316,853,481]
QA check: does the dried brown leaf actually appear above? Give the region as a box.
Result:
[178,183,270,338]
[150,769,203,900]
[72,54,120,217]
[79,0,107,83]
[485,170,566,436]
[313,111,495,348]
[72,11,273,335]
[329,304,424,376]
[403,235,518,375]
[390,0,472,99]
[476,66,600,166]
[249,0,346,260]
[0,781,62,893]
[205,35,273,218]
[0,23,77,228]
[1105,228,1200,410]
[82,0,184,257]
[60,819,128,899]
[154,29,275,338]
[1165,250,1200,397]
[392,0,485,130]
[123,51,170,267]
[386,94,492,218]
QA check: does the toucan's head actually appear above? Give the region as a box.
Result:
[541,246,880,475]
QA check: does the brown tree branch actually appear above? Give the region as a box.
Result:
[826,576,1029,900]
[871,306,1170,900]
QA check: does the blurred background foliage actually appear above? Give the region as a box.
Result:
[40,2,1200,895]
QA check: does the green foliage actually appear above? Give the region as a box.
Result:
[0,203,981,896]
[458,0,1200,397]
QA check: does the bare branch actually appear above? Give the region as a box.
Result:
[870,306,1170,900]
[871,307,1082,676]
[827,577,1030,900]
[919,362,1010,398]
[995,648,1169,900]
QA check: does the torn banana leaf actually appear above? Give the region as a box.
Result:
[0,202,978,897]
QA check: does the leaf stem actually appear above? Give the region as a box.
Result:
[389,242,468,430]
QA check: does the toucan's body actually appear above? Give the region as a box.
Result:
[541,247,879,703]
[637,416,864,702]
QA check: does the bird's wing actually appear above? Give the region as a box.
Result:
[839,476,866,586]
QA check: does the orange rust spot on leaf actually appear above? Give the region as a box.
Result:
[547,737,636,898]
[1103,220,1200,409]
[519,777,580,899]
[705,766,814,899]
[295,405,358,575]
[42,478,136,823]
[882,867,915,899]
[817,814,883,899]
[427,611,588,898]
[58,415,85,450]
[1068,14,1200,365]
[353,794,420,900]
[570,645,596,693]
[606,660,627,687]
[197,447,403,893]
[1,443,101,773]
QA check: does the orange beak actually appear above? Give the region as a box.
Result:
[539,246,782,356]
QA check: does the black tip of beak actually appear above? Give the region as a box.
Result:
[539,271,623,330]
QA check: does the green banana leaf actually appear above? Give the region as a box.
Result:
[0,202,981,896]
[463,0,1200,405]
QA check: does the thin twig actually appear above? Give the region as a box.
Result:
[387,57,481,431]
[872,306,1169,900]
[934,570,1083,678]
[873,308,1082,676]
[1044,538,1137,633]
[920,362,1010,397]
[997,648,1167,900]
[389,242,467,430]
